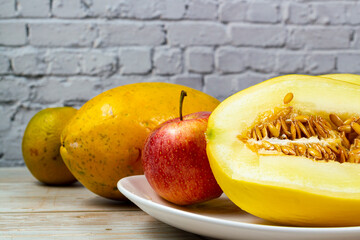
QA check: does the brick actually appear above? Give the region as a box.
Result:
[0,139,4,161]
[185,0,217,20]
[92,0,161,19]
[101,75,169,91]
[346,3,360,25]
[154,47,182,75]
[167,22,228,46]
[235,72,269,91]
[97,23,164,46]
[89,0,162,19]
[337,53,360,74]
[125,0,162,19]
[29,23,97,47]
[0,106,13,131]
[12,106,41,126]
[81,51,118,76]
[276,52,305,74]
[52,0,89,18]
[313,2,347,25]
[0,55,10,74]
[108,0,182,20]
[287,27,352,50]
[353,29,360,49]
[12,50,47,76]
[0,76,29,102]
[248,49,275,73]
[204,75,238,101]
[26,50,117,76]
[0,0,16,18]
[17,0,50,18]
[246,1,280,23]
[305,54,336,74]
[215,46,246,73]
[0,157,25,167]
[0,22,27,46]
[59,76,103,101]
[170,74,203,91]
[160,0,185,20]
[185,47,213,74]
[45,51,81,75]
[87,0,123,18]
[219,0,247,22]
[119,48,151,74]
[33,77,101,103]
[231,25,286,47]
[1,127,23,162]
[287,3,315,24]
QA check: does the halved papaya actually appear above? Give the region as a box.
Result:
[206,74,360,226]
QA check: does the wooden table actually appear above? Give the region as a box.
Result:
[0,168,207,239]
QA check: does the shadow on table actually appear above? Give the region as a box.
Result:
[35,181,84,188]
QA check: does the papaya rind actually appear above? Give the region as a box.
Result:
[319,73,360,85]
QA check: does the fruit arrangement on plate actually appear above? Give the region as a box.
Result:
[22,74,360,227]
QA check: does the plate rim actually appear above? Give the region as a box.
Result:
[117,175,360,234]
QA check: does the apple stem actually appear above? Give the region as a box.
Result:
[179,90,187,121]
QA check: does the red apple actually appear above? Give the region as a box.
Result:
[141,91,222,205]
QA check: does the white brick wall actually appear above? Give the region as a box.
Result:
[154,47,183,75]
[0,0,360,166]
[185,47,214,73]
[120,47,151,74]
[29,22,97,47]
[216,46,246,73]
[0,22,27,45]
[230,24,286,47]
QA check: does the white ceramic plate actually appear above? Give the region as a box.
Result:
[117,175,360,240]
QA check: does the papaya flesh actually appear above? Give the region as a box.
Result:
[206,74,360,226]
[61,82,220,200]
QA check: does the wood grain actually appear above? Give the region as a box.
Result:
[0,212,202,239]
[0,168,134,213]
[0,168,203,239]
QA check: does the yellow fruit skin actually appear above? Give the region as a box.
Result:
[319,73,360,85]
[206,74,360,226]
[22,107,77,185]
[208,149,360,227]
[60,82,220,200]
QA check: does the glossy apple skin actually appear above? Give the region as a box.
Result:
[142,111,223,205]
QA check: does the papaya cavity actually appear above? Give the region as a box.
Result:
[239,92,360,164]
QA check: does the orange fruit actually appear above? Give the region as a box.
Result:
[22,107,77,185]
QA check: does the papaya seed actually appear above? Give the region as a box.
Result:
[283,92,294,104]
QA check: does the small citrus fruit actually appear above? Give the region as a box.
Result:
[22,107,77,185]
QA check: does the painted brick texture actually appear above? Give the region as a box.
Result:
[0,0,360,166]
